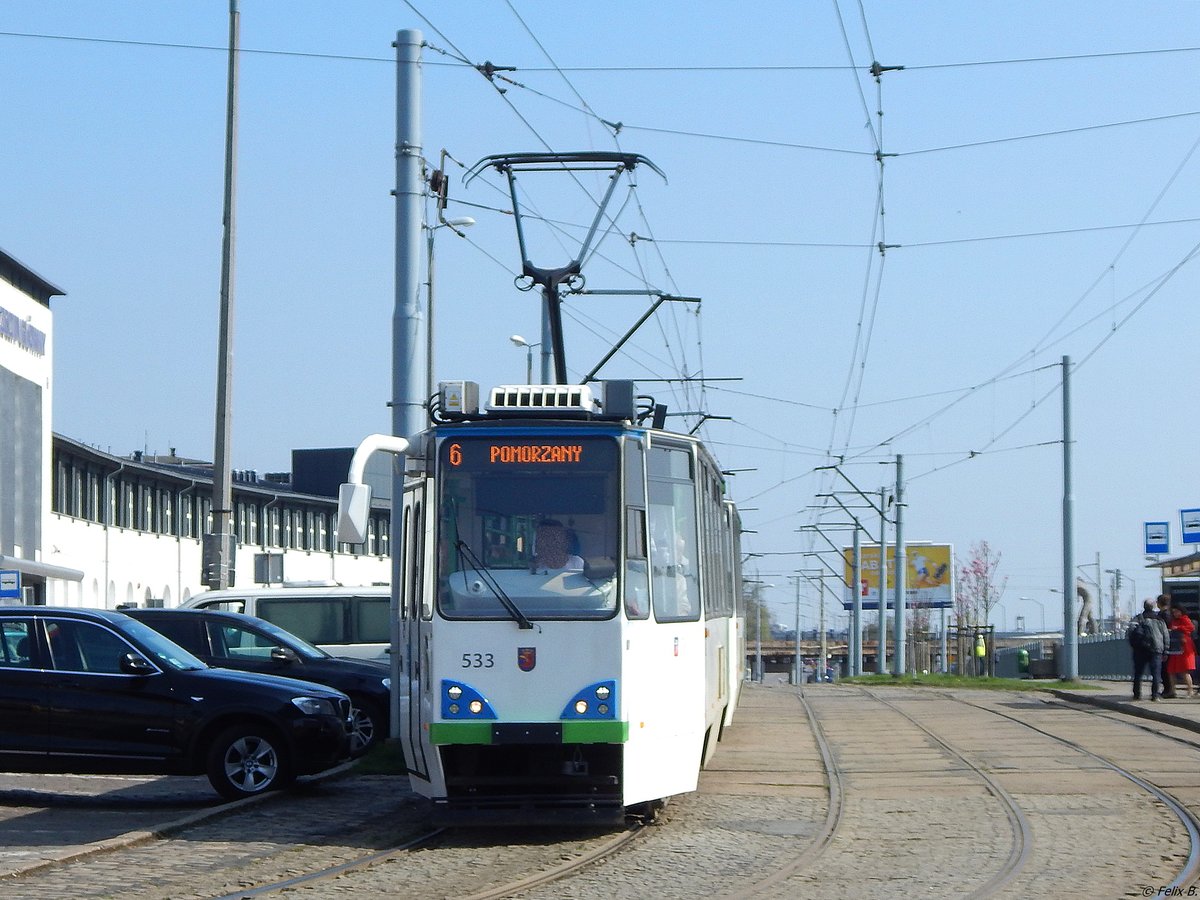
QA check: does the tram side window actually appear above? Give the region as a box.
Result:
[648,481,700,623]
[625,508,650,620]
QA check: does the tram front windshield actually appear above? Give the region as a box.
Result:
[437,435,620,621]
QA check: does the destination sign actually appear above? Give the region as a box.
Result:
[447,441,585,466]
[442,436,615,472]
[489,443,583,464]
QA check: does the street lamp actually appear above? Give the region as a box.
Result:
[425,215,475,399]
[1019,596,1046,632]
[509,334,541,384]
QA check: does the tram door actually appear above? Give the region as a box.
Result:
[400,480,435,783]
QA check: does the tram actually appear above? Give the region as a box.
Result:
[338,379,745,824]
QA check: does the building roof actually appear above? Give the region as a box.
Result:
[0,247,65,305]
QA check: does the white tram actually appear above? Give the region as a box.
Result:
[340,380,745,824]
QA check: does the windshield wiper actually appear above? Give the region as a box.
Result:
[455,540,536,630]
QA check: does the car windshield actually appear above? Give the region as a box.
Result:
[437,434,620,621]
[112,616,208,671]
[253,618,328,660]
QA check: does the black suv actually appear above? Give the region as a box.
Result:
[0,607,353,800]
[125,607,390,756]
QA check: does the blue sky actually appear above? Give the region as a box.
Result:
[3,2,1198,634]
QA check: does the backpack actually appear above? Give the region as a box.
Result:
[1127,618,1153,652]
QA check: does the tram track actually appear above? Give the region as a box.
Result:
[204,822,646,900]
[862,689,1033,898]
[719,685,844,899]
[945,691,1200,892]
[725,685,1037,898]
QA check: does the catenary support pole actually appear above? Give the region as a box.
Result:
[892,454,906,676]
[877,487,888,675]
[1061,355,1078,679]
[208,0,239,591]
[794,577,801,684]
[852,527,863,676]
[391,28,423,737]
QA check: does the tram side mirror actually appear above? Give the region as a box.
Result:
[337,482,372,545]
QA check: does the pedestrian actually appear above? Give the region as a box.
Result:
[1129,599,1168,701]
[1157,595,1177,698]
[1166,604,1197,697]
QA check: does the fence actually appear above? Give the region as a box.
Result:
[995,633,1133,680]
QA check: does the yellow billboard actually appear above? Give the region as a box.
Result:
[841,543,953,609]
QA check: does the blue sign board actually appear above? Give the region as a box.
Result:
[0,570,20,600]
[1183,509,1200,545]
[1145,521,1170,555]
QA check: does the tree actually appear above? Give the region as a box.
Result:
[955,541,1008,627]
[744,585,774,640]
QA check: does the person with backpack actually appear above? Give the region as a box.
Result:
[1129,599,1169,701]
[1157,594,1177,698]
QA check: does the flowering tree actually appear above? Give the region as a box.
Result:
[955,541,1008,627]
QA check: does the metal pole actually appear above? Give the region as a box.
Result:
[852,527,863,676]
[794,577,801,684]
[878,489,888,672]
[939,607,947,673]
[540,297,553,384]
[755,586,763,682]
[425,226,434,402]
[1061,355,1078,679]
[208,0,239,590]
[818,576,827,680]
[391,28,424,737]
[892,454,906,676]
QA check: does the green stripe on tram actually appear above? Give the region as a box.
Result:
[429,722,493,745]
[562,720,629,743]
[429,720,629,745]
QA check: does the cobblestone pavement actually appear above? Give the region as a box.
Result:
[4,680,1200,898]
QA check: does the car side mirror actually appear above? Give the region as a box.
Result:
[120,652,157,675]
[270,646,299,663]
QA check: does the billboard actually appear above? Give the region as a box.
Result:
[842,543,954,610]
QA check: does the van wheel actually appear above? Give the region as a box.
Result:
[207,724,293,800]
[348,699,384,757]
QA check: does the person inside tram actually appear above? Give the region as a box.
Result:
[531,520,584,573]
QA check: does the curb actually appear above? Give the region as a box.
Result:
[1049,689,1200,735]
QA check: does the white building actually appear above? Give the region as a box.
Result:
[1,249,391,607]
[0,248,82,601]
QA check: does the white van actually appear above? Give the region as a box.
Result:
[182,585,391,660]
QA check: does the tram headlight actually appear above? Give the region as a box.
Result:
[440,680,498,720]
[560,680,618,720]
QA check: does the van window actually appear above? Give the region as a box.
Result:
[258,598,345,645]
[354,596,390,644]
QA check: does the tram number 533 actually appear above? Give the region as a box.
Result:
[462,653,495,668]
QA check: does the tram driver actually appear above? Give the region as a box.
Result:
[531,520,584,573]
